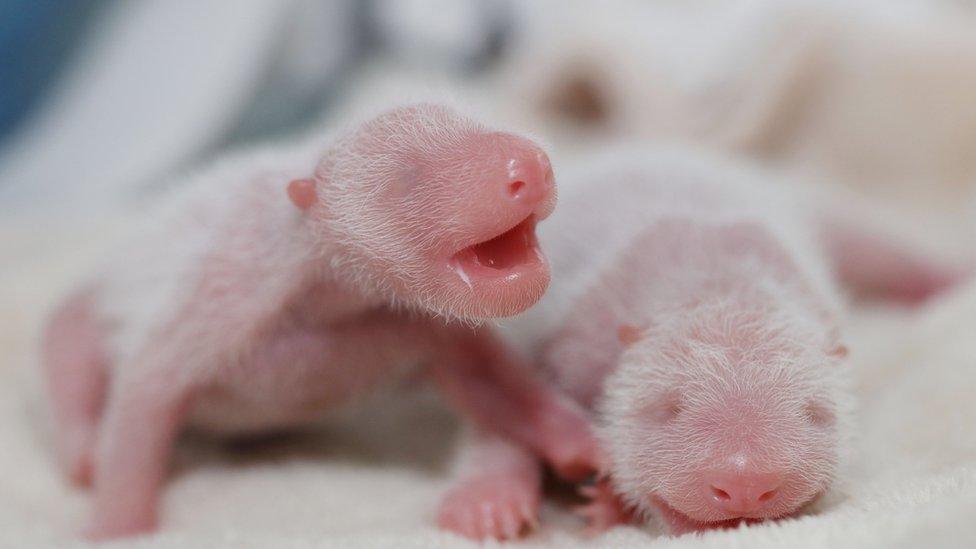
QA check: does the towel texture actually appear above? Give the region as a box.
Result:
[1,208,975,548]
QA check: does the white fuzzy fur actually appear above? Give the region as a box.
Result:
[312,104,489,319]
[96,142,323,376]
[501,145,854,525]
[67,101,543,438]
[92,102,482,366]
[6,151,975,547]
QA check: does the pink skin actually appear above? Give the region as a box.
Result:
[433,333,599,541]
[42,287,107,488]
[429,330,600,483]
[575,214,962,534]
[41,104,599,540]
[437,432,541,540]
[440,220,843,541]
[313,106,558,319]
[437,155,963,540]
[575,479,636,535]
[540,222,845,534]
[572,220,961,534]
[438,151,963,540]
[823,219,965,304]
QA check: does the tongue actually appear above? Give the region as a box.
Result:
[470,218,535,270]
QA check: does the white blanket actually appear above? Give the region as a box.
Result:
[3,1,976,545]
[1,212,975,549]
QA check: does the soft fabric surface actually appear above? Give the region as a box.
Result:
[3,2,976,545]
[2,209,976,549]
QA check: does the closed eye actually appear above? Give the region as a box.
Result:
[642,391,684,424]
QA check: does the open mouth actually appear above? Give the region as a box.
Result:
[652,498,764,534]
[449,215,543,284]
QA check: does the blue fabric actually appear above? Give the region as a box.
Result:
[0,0,103,146]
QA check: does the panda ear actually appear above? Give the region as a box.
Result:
[824,326,848,359]
[828,343,849,359]
[617,323,647,347]
[287,178,317,210]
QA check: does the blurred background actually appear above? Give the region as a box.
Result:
[3,0,976,546]
[4,0,976,224]
[0,0,520,213]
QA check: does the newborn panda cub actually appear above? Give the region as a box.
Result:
[441,147,955,539]
[42,104,600,540]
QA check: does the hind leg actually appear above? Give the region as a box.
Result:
[825,223,964,303]
[42,289,109,487]
[813,187,967,304]
[86,365,192,540]
[84,310,420,540]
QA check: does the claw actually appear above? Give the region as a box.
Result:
[501,507,520,539]
[437,476,541,541]
[520,499,539,531]
[578,484,598,499]
[574,477,637,535]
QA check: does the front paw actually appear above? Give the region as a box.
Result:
[57,426,96,488]
[576,478,636,535]
[545,433,604,482]
[84,508,158,541]
[437,476,540,540]
[536,406,605,481]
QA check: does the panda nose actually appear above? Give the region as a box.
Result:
[501,150,554,208]
[702,470,783,515]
